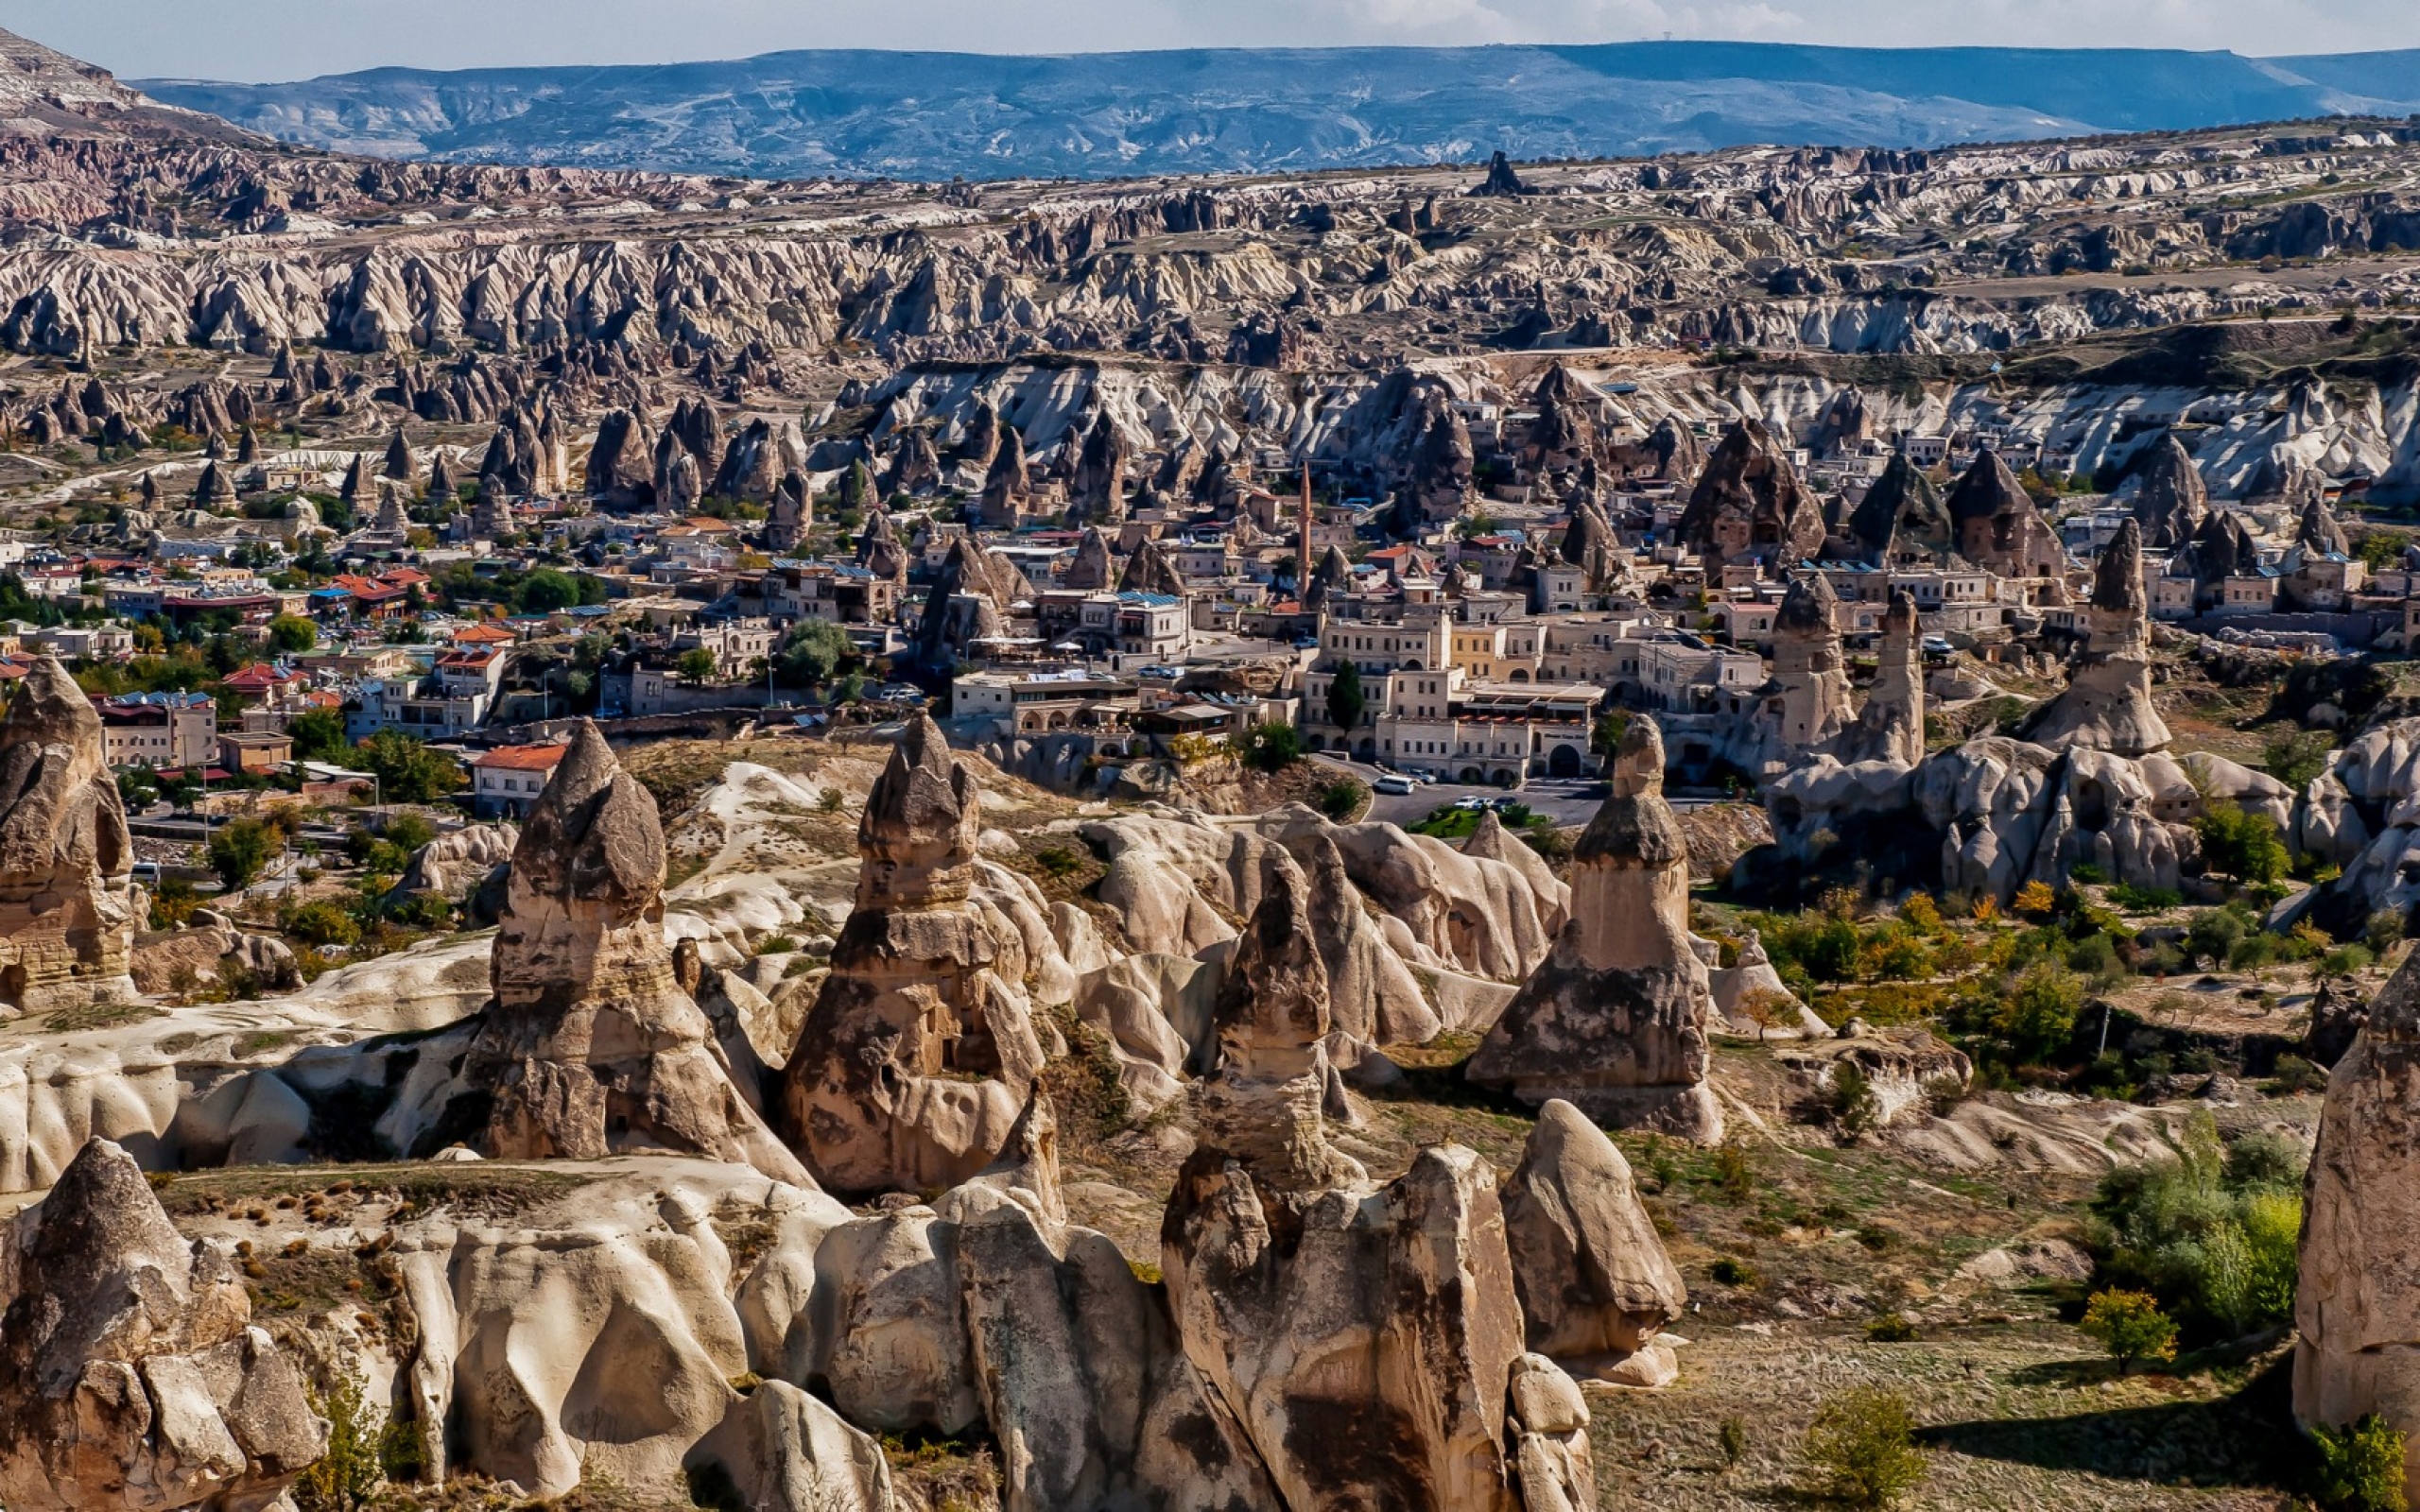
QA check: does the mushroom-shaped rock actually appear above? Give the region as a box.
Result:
[1504,1100,1686,1372]
[2029,519,2170,757]
[466,721,804,1179]
[1469,718,1722,1142]
[0,654,138,1014]
[780,713,1048,1194]
[0,1138,327,1510]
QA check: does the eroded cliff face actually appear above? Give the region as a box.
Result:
[0,654,137,1016]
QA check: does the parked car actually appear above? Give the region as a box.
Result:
[1373,775,1417,796]
[1452,796,1488,811]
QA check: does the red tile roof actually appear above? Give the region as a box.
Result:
[475,744,568,772]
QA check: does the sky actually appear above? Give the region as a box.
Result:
[8,0,2418,82]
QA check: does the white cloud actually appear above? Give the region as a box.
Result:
[9,0,2417,81]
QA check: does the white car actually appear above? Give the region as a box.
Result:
[1373,775,1417,796]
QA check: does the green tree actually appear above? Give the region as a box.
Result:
[1328,662,1365,733]
[2262,730,2335,791]
[208,816,281,892]
[1591,708,1633,757]
[1802,1386,1927,1507]
[778,620,856,687]
[354,730,464,804]
[676,647,719,686]
[287,707,347,765]
[2196,805,2290,885]
[266,614,318,654]
[281,899,361,949]
[1993,961,2083,1063]
[517,569,582,613]
[2079,1288,2178,1374]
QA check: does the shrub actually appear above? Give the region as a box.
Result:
[1031,846,1082,880]
[281,900,360,949]
[2366,909,2407,954]
[2314,1415,2408,1512]
[2091,1109,2305,1337]
[2271,1055,2325,1094]
[2080,1288,2178,1373]
[1709,1256,1760,1287]
[1314,778,1366,821]
[295,1364,386,1511]
[381,813,437,854]
[1235,721,1304,773]
[1711,1142,1754,1202]
[1897,893,1943,934]
[1718,1415,1748,1469]
[1830,1062,1879,1138]
[2014,879,2058,915]
[1802,1386,1927,1507]
[150,876,202,930]
[2324,945,2376,977]
[2110,884,2185,913]
[1866,1312,1919,1342]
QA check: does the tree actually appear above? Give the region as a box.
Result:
[517,568,582,613]
[676,647,719,686]
[2079,1288,2177,1375]
[1590,708,1633,757]
[1328,662,1365,733]
[778,620,856,687]
[1801,1386,1927,1507]
[208,816,281,892]
[266,614,318,654]
[287,707,346,765]
[354,730,464,804]
[2196,805,2290,886]
[1735,986,1798,1043]
[2262,730,2335,792]
[2314,1415,2408,1512]
[1993,962,2083,1063]
[1237,721,1305,774]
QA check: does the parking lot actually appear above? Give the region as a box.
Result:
[1309,755,1612,827]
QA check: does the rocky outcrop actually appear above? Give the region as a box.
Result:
[1843,450,1952,565]
[1063,524,1115,591]
[1503,1100,1686,1383]
[1945,449,2064,578]
[1117,537,1187,598]
[914,537,1034,670]
[780,713,1048,1194]
[1470,718,1721,1142]
[1677,418,1826,566]
[0,655,138,1015]
[978,422,1031,524]
[1772,574,1854,756]
[1840,587,1926,766]
[2132,432,2210,547]
[0,1137,325,1510]
[2297,949,2420,1500]
[1069,410,1129,524]
[464,721,804,1179]
[2029,518,2170,757]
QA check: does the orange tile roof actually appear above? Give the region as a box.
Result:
[475,744,568,772]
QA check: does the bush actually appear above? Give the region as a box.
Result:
[1802,1386,1927,1507]
[150,876,202,930]
[1314,778,1366,821]
[2366,909,2407,955]
[2314,1415,2408,1512]
[2080,1289,2178,1374]
[1235,722,1304,773]
[281,900,361,949]
[2091,1111,2303,1340]
[1866,1312,1919,1342]
[1718,1415,1748,1468]
[295,1364,386,1511]
[2110,884,2185,913]
[1830,1062,1879,1138]
[1709,1256,1760,1287]
[1711,1142,1754,1202]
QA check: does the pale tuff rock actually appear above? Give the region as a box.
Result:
[856,506,910,585]
[1507,1354,1599,1512]
[1063,524,1116,591]
[1470,717,1723,1143]
[682,1381,896,1512]
[915,536,1034,670]
[2297,949,2420,1502]
[467,720,804,1179]
[1945,448,2065,578]
[2131,431,2210,547]
[1775,1026,1973,1130]
[1161,1142,1530,1512]
[780,713,1048,1194]
[1772,574,1855,755]
[0,654,138,1015]
[1677,417,1826,566]
[0,1137,326,1510]
[764,472,809,554]
[1117,536,1187,597]
[1503,1100,1686,1374]
[2029,518,2171,757]
[1070,408,1130,524]
[1193,852,1365,1193]
[1839,587,1926,766]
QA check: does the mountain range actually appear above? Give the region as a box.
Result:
[134,42,2420,183]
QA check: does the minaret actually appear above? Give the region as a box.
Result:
[1296,463,1314,601]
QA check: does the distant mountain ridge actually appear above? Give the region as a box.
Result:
[137,42,2420,183]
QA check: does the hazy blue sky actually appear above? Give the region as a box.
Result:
[9,0,2416,81]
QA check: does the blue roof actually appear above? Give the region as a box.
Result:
[1117,592,1181,607]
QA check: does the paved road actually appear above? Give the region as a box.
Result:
[1309,755,1609,828]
